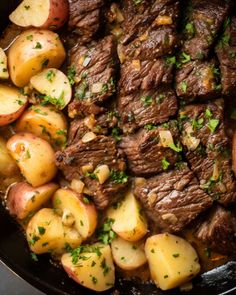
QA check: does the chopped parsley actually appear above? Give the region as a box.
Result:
[191,117,204,130]
[180,52,191,64]
[180,81,188,93]
[161,157,170,170]
[100,258,110,276]
[31,253,38,261]
[205,108,213,119]
[56,129,67,136]
[34,42,42,49]
[46,70,56,82]
[140,95,153,107]
[70,245,102,265]
[26,34,33,41]
[82,197,90,204]
[208,119,219,133]
[41,58,49,68]
[185,22,195,37]
[172,253,180,258]
[28,234,40,246]
[144,124,157,130]
[85,171,97,180]
[165,56,176,65]
[97,218,117,245]
[67,66,76,85]
[38,226,46,235]
[111,127,122,141]
[169,143,182,153]
[110,170,129,184]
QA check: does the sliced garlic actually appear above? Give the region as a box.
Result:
[81,132,97,143]
[94,164,110,184]
[71,179,85,194]
[159,130,174,148]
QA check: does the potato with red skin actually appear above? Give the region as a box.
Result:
[16,105,67,149]
[8,29,66,87]
[52,188,98,240]
[0,84,28,126]
[9,0,69,30]
[61,244,115,292]
[7,182,59,219]
[7,133,57,187]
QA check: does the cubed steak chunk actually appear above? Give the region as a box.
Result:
[196,206,236,255]
[179,99,236,205]
[118,26,177,62]
[68,112,119,145]
[68,0,104,44]
[216,17,236,95]
[119,58,173,96]
[134,163,213,232]
[118,87,178,133]
[55,135,128,209]
[175,60,220,103]
[68,36,116,117]
[120,0,180,45]
[182,0,231,60]
[119,121,182,176]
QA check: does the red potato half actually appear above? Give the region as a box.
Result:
[0,84,28,126]
[7,133,57,187]
[7,182,58,219]
[9,0,69,30]
[52,188,98,240]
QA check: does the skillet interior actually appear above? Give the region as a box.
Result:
[0,1,235,294]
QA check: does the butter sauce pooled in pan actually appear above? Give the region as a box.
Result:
[0,0,236,293]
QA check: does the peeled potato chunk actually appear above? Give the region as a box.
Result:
[61,244,115,292]
[8,29,66,87]
[0,84,28,126]
[30,68,72,109]
[111,237,147,270]
[0,48,9,79]
[16,105,67,149]
[7,182,58,219]
[7,133,57,187]
[52,188,97,240]
[107,191,148,242]
[26,208,82,254]
[145,234,200,291]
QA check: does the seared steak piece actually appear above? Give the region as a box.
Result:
[134,163,213,232]
[68,112,119,145]
[216,17,236,95]
[119,121,181,176]
[179,99,236,205]
[196,206,235,255]
[118,87,178,133]
[68,0,104,44]
[120,0,180,46]
[68,100,105,118]
[182,0,231,60]
[175,60,220,102]
[55,135,128,209]
[118,26,177,62]
[70,35,116,107]
[119,58,173,96]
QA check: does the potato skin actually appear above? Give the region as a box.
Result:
[7,132,57,187]
[8,29,66,87]
[61,244,115,292]
[26,208,82,254]
[16,105,67,149]
[41,0,69,30]
[7,182,59,219]
[145,234,200,291]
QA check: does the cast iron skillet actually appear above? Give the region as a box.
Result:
[0,1,236,294]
